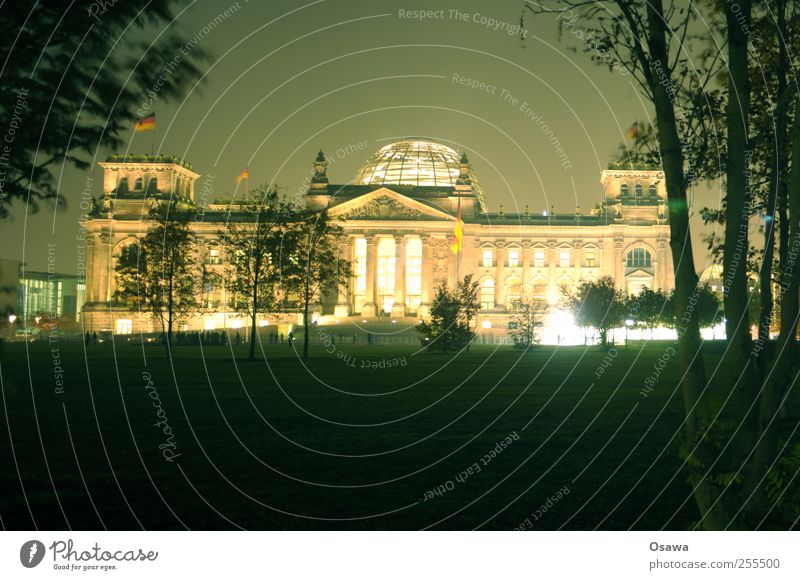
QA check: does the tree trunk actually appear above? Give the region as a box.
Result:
[722,0,755,394]
[643,0,733,529]
[757,17,786,371]
[249,275,258,361]
[302,274,311,360]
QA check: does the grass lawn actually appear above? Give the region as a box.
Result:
[0,338,729,530]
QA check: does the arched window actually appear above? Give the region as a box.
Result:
[620,183,629,196]
[533,282,548,309]
[116,177,129,193]
[134,177,143,190]
[626,247,652,268]
[480,278,495,310]
[648,183,657,196]
[505,276,522,309]
[635,183,643,196]
[146,177,158,194]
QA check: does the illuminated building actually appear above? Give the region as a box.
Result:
[81,141,673,338]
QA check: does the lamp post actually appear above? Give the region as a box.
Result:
[8,314,17,339]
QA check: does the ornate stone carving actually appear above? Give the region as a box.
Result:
[341,196,425,220]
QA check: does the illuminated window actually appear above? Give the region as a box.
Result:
[507,249,520,268]
[585,251,596,267]
[115,319,132,335]
[505,277,522,308]
[204,319,216,330]
[481,319,492,329]
[208,248,221,264]
[534,250,545,267]
[377,237,396,313]
[533,283,548,309]
[559,251,571,268]
[482,249,494,267]
[353,238,367,314]
[405,238,422,313]
[626,248,652,268]
[480,278,495,310]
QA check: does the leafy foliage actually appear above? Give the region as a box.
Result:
[114,199,199,349]
[289,209,351,359]
[0,1,209,218]
[218,186,297,360]
[416,275,479,353]
[565,276,626,348]
[509,301,543,350]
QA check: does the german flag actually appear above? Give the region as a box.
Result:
[134,114,156,132]
[450,201,463,255]
[236,166,249,183]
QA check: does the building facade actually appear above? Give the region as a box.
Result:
[81,141,673,336]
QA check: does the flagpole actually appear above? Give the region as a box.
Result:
[456,195,461,284]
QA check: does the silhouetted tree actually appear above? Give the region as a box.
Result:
[565,276,626,349]
[219,186,296,360]
[114,199,199,354]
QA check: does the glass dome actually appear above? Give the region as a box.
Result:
[355,139,468,188]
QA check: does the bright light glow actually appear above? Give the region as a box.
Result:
[481,319,492,329]
[700,321,726,340]
[8,314,16,324]
[204,319,216,330]
[259,319,269,327]
[355,140,465,188]
[541,310,584,345]
[115,319,132,335]
[182,324,189,332]
[231,320,243,329]
[625,319,634,327]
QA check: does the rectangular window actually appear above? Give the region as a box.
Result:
[534,251,545,267]
[585,251,596,268]
[208,248,221,265]
[559,251,571,268]
[507,250,520,268]
[482,249,494,267]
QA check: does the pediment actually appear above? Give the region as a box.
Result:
[328,188,455,221]
[625,268,653,278]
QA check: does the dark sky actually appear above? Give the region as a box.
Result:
[5,0,721,274]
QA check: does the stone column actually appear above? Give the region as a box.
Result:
[419,236,434,318]
[86,234,98,302]
[392,235,406,317]
[494,244,506,308]
[97,230,113,303]
[547,240,557,304]
[363,236,378,317]
[334,237,353,318]
[521,243,531,300]
[614,236,625,290]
